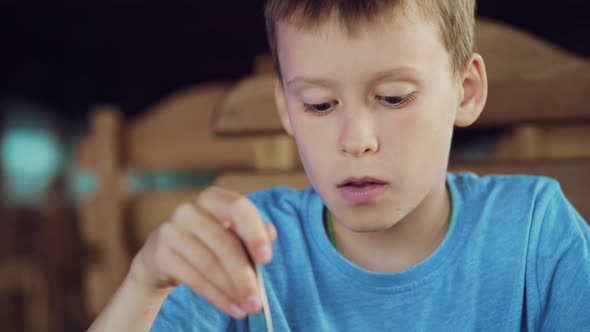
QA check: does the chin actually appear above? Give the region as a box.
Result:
[354,225,393,233]
[339,215,400,233]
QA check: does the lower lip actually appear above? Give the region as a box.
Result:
[338,184,388,203]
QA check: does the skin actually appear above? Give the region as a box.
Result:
[89,3,487,331]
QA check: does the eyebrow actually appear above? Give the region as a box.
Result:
[286,66,420,90]
[372,66,421,83]
[286,76,334,90]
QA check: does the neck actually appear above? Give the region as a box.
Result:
[328,180,451,273]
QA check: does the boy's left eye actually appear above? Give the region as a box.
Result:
[375,94,414,108]
[303,101,338,115]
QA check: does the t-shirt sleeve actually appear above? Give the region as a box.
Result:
[532,183,590,330]
[150,284,233,331]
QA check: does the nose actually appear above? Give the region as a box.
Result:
[338,109,379,158]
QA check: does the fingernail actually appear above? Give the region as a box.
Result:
[256,245,271,262]
[243,296,260,312]
[231,304,245,317]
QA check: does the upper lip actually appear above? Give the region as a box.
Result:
[337,177,388,187]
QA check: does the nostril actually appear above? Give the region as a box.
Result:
[340,137,379,157]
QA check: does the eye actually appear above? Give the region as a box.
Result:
[303,101,338,115]
[376,93,415,109]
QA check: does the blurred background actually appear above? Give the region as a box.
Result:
[0,0,589,331]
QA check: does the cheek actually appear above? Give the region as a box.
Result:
[289,113,333,171]
[294,130,332,164]
[377,100,455,167]
[411,100,456,175]
[292,133,335,193]
[377,110,427,155]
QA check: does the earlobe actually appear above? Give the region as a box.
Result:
[455,53,488,128]
[274,79,294,135]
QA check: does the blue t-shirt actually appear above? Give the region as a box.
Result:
[151,172,590,331]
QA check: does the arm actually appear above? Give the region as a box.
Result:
[88,261,171,331]
[88,186,276,331]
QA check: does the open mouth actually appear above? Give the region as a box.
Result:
[343,182,380,188]
[338,177,388,188]
[337,177,388,203]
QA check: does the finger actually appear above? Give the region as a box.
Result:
[265,223,277,242]
[171,202,262,312]
[160,222,239,303]
[151,244,247,319]
[197,187,272,264]
[224,220,276,244]
[225,218,276,243]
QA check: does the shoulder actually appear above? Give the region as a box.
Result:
[446,172,580,257]
[449,171,588,264]
[448,172,561,213]
[449,171,559,195]
[448,171,587,251]
[446,172,571,264]
[528,178,588,257]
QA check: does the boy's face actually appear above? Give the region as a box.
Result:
[275,8,477,232]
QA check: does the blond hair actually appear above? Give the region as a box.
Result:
[265,0,476,79]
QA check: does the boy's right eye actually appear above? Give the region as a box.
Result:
[303,101,338,115]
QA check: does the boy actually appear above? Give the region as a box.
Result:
[90,0,590,331]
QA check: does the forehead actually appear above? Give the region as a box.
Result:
[275,7,450,86]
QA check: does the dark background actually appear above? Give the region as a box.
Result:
[1,0,589,125]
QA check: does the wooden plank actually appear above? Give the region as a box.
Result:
[75,136,93,170]
[127,188,205,244]
[253,136,299,171]
[214,75,283,136]
[493,123,590,159]
[87,107,129,316]
[213,172,310,195]
[79,83,265,172]
[0,260,51,332]
[124,83,260,170]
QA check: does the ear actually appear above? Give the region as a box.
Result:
[274,79,294,136]
[455,53,488,127]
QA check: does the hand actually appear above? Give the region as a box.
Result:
[128,186,277,319]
